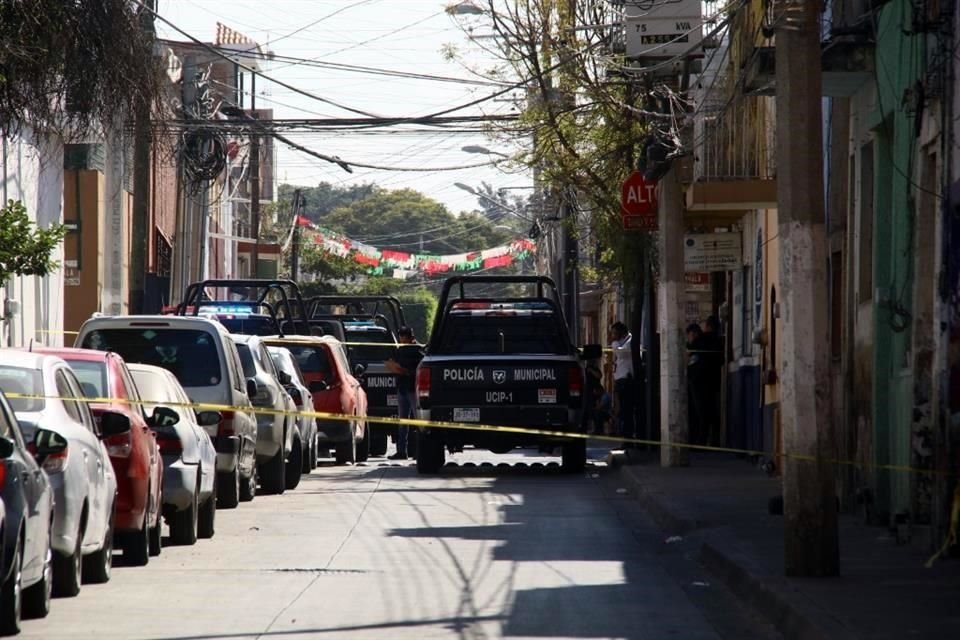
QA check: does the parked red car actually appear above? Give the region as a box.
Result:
[36,348,165,566]
[262,336,369,465]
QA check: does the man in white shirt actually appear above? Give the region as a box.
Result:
[610,321,635,443]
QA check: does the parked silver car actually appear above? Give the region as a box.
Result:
[75,316,259,509]
[0,351,117,598]
[268,346,318,471]
[128,364,218,545]
[232,335,302,494]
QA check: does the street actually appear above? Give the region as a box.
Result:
[20,446,773,640]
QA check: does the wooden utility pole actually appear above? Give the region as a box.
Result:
[658,166,688,467]
[774,0,839,576]
[290,188,303,281]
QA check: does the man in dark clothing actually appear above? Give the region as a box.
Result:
[686,323,705,444]
[699,316,724,445]
[385,326,423,460]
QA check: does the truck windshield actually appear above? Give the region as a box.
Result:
[434,311,568,355]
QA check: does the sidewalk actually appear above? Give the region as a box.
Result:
[614,451,960,640]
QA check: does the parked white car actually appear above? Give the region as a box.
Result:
[0,351,118,597]
[127,364,218,545]
[268,346,318,471]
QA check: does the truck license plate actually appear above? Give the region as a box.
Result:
[538,389,557,404]
[387,394,398,407]
[453,408,480,423]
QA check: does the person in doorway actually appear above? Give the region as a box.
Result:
[699,316,724,446]
[610,321,635,445]
[385,326,423,460]
[686,323,704,444]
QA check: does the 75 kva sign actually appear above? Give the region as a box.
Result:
[621,171,658,231]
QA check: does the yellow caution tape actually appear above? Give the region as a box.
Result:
[3,391,955,479]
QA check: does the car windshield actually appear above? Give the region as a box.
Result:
[65,360,109,398]
[234,343,258,378]
[283,345,333,378]
[215,315,278,336]
[80,328,222,387]
[0,366,45,412]
[345,330,395,364]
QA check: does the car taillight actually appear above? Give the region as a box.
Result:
[156,432,183,457]
[568,366,583,400]
[0,461,6,490]
[42,448,69,474]
[105,433,132,457]
[218,410,236,437]
[416,366,431,400]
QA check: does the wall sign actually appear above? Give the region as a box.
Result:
[683,233,742,272]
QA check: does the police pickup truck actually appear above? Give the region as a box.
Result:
[414,276,600,473]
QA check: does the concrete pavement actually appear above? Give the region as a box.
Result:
[20,445,777,639]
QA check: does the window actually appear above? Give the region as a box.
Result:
[0,366,45,412]
[54,370,84,423]
[67,360,108,398]
[285,345,334,378]
[80,328,223,388]
[858,141,874,301]
[225,339,245,390]
[235,344,258,378]
[0,398,15,439]
[344,330,396,364]
[63,369,97,433]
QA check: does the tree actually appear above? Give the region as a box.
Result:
[277,182,377,223]
[0,200,67,283]
[0,0,164,137]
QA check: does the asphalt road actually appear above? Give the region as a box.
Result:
[20,444,776,640]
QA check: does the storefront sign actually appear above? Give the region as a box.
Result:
[683,233,742,272]
[684,272,711,292]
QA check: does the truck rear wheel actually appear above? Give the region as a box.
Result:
[561,439,587,473]
[416,432,444,474]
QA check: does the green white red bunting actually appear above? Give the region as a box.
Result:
[296,216,535,279]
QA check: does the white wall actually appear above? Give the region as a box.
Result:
[2,130,65,347]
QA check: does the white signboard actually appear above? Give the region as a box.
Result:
[684,233,742,272]
[625,0,704,59]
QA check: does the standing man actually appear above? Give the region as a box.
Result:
[610,321,635,444]
[385,326,423,460]
[700,316,724,446]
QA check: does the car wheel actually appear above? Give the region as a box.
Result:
[334,428,356,466]
[355,422,370,463]
[22,540,52,619]
[416,432,444,474]
[217,465,240,509]
[197,480,216,540]
[0,539,23,635]
[124,513,150,567]
[148,511,163,557]
[561,439,587,473]
[260,445,286,495]
[370,429,389,457]
[285,437,303,491]
[301,436,313,475]
[239,463,257,502]
[170,482,199,546]
[53,530,83,597]
[83,502,114,584]
[312,436,320,468]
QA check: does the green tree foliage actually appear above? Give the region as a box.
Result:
[277,182,377,223]
[0,200,67,282]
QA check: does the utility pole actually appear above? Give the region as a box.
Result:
[658,166,688,467]
[130,0,156,313]
[290,189,303,281]
[249,71,261,277]
[774,0,838,576]
[560,0,579,343]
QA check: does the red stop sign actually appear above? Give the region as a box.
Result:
[621,171,658,231]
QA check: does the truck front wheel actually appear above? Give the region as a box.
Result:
[561,439,586,473]
[416,432,444,474]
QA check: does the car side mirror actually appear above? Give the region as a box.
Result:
[309,380,329,393]
[0,436,15,459]
[353,363,366,377]
[149,406,180,428]
[196,410,221,427]
[580,344,603,360]
[277,370,292,386]
[99,411,132,438]
[246,378,258,399]
[33,429,68,460]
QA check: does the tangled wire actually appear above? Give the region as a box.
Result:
[179,125,228,196]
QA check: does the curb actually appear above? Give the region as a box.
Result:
[617,462,858,640]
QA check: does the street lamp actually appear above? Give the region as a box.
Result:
[446,1,485,16]
[461,145,510,159]
[454,182,534,222]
